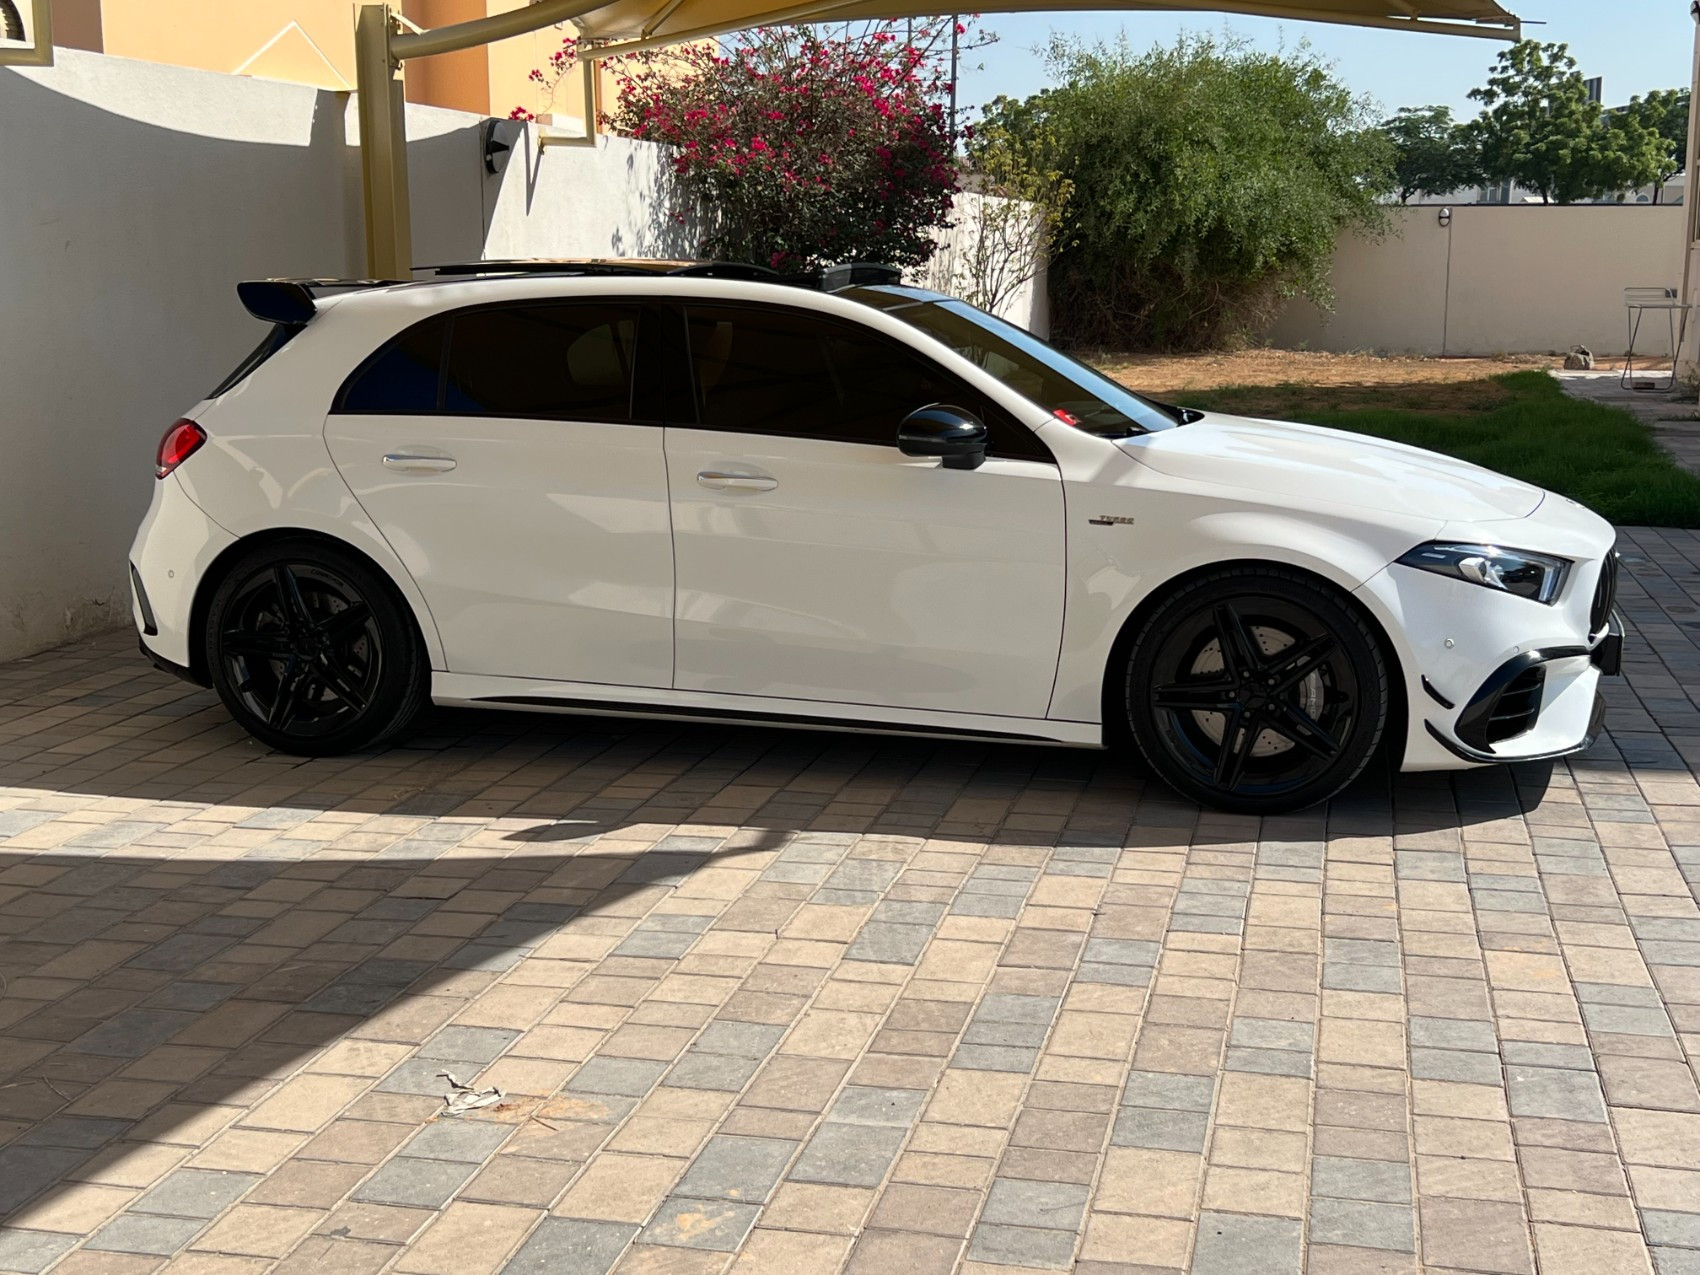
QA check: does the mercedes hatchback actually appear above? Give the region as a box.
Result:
[131,259,1622,814]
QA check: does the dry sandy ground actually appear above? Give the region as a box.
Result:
[1092,348,1565,396]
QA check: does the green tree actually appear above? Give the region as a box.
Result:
[1609,88,1689,202]
[979,34,1393,350]
[1467,40,1667,204]
[1380,105,1479,203]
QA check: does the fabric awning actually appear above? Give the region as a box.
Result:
[569,0,1520,51]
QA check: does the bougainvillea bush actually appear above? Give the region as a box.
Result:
[519,24,967,272]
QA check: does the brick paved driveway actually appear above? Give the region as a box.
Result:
[1,528,1697,1275]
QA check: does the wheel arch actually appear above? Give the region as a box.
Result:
[186,527,435,686]
[1097,557,1407,768]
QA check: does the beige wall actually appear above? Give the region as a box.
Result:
[49,0,593,120]
[1270,205,1688,357]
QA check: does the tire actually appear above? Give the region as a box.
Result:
[1123,566,1388,815]
[204,538,428,756]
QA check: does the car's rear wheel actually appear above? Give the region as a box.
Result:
[1124,567,1388,814]
[205,539,427,755]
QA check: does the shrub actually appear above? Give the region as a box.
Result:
[523,25,966,272]
[981,34,1394,351]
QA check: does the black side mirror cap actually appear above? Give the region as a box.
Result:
[897,404,989,471]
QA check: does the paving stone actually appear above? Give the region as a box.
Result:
[967,1222,1077,1269]
[788,1124,907,1187]
[132,1169,261,1218]
[826,1087,927,1128]
[400,1119,513,1163]
[350,1157,477,1208]
[1111,1107,1210,1153]
[673,1136,795,1203]
[567,1058,669,1098]
[665,1052,765,1091]
[1192,1211,1302,1275]
[1505,1066,1609,1122]
[1122,1072,1215,1112]
[85,1213,208,1257]
[692,1022,787,1058]
[0,1229,78,1274]
[503,1218,636,1274]
[978,1178,1090,1232]
[1308,1198,1415,1252]
[418,1027,521,1065]
[1311,1156,1413,1204]
[639,1197,761,1251]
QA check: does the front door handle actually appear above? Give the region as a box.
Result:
[383,452,457,474]
[697,470,777,492]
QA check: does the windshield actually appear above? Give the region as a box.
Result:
[866,295,1179,436]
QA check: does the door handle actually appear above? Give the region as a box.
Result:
[383,452,457,473]
[697,470,777,492]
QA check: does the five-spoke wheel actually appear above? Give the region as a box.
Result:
[206,539,427,755]
[1124,568,1388,814]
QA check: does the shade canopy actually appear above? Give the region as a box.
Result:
[569,0,1520,52]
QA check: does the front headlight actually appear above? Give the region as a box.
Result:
[1396,542,1572,604]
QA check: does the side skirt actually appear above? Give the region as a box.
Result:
[431,673,1104,748]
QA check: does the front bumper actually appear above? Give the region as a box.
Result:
[1357,549,1623,772]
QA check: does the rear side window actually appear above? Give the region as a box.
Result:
[337,317,448,413]
[444,304,639,421]
[210,323,300,399]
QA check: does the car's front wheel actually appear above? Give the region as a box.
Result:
[1124,567,1389,814]
[205,539,427,755]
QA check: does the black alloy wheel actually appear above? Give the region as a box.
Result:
[1125,567,1388,814]
[206,540,427,755]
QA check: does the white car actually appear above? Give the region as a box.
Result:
[130,260,1622,814]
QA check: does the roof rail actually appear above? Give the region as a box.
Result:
[237,260,907,324]
[425,259,661,278]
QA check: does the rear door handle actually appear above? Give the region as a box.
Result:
[383,452,457,473]
[697,470,777,492]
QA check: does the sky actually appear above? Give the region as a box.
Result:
[952,0,1695,122]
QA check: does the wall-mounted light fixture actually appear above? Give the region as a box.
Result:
[482,119,513,175]
[1438,206,1453,228]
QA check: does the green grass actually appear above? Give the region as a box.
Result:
[1171,370,1700,529]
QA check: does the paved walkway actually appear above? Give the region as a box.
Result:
[1,529,1699,1275]
[1556,370,1700,477]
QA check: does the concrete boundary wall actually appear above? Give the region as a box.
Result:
[1270,205,1687,357]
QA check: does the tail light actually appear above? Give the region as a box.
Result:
[156,419,206,479]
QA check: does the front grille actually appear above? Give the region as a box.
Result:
[1591,551,1619,636]
[1484,666,1546,744]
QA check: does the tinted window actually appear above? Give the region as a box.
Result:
[684,305,1049,460]
[211,323,300,399]
[338,317,446,413]
[444,304,639,421]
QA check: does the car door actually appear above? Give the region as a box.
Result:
[325,299,676,687]
[664,301,1067,720]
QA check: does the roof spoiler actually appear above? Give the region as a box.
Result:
[236,278,403,325]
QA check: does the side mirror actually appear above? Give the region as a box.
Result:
[897,404,988,471]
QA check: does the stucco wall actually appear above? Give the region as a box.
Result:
[1270,205,1687,357]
